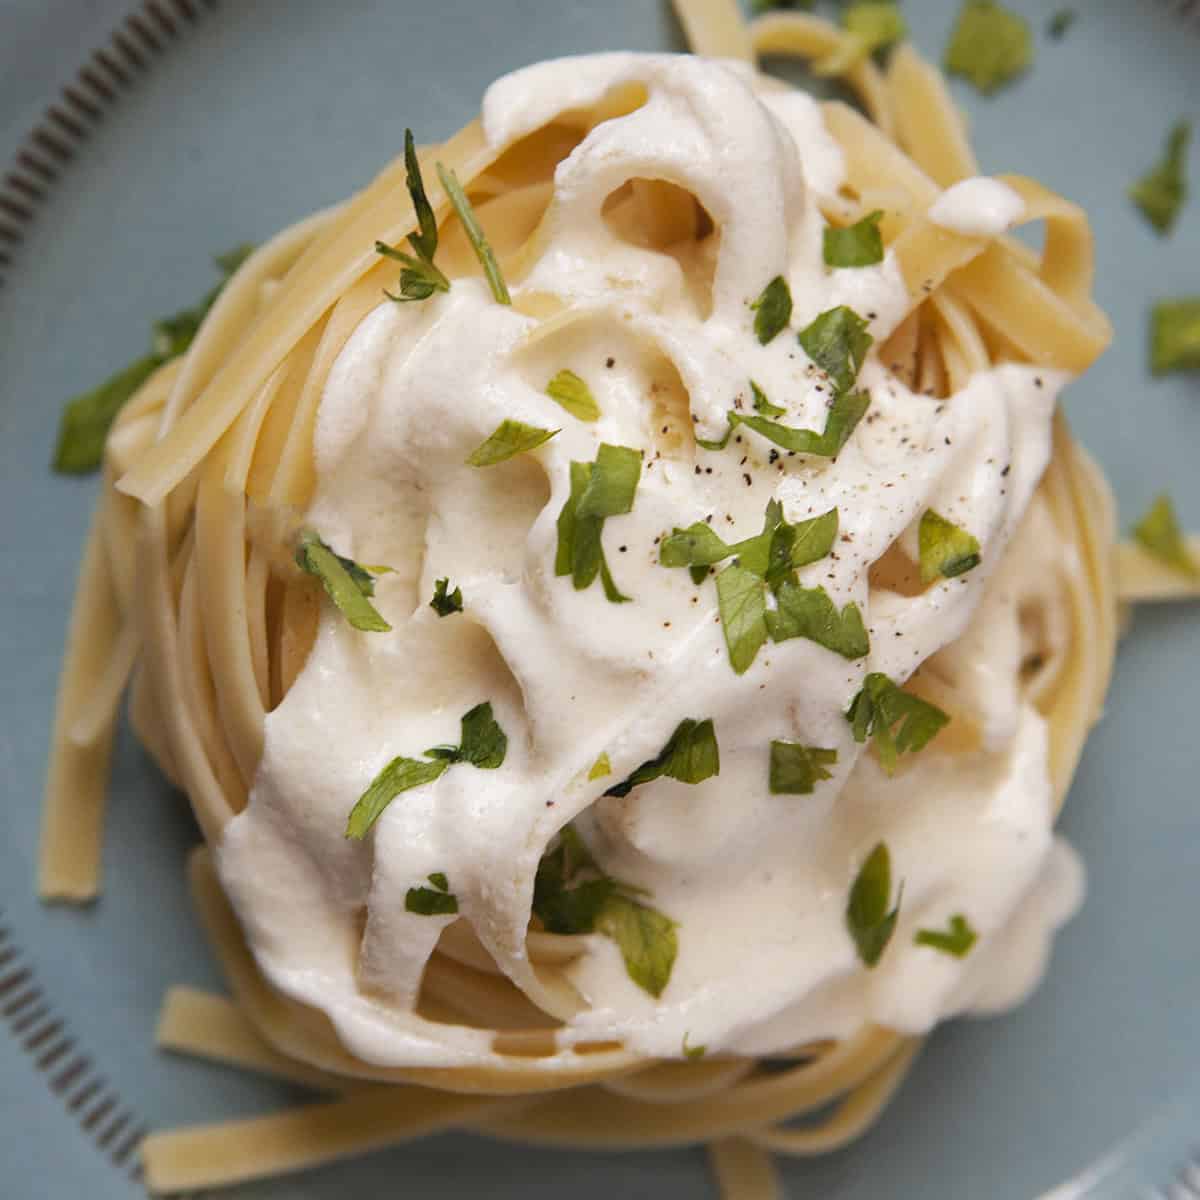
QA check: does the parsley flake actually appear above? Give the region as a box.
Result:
[847,842,901,968]
[1150,298,1200,374]
[53,246,253,473]
[817,4,906,76]
[532,826,678,997]
[846,673,949,775]
[824,210,885,269]
[750,275,793,345]
[430,577,463,617]
[588,753,612,781]
[944,1,1033,95]
[604,718,720,798]
[376,130,451,303]
[295,530,391,633]
[717,564,768,674]
[1131,121,1191,236]
[466,419,558,467]
[436,162,511,305]
[346,702,507,838]
[732,389,871,458]
[797,306,874,393]
[769,741,838,794]
[751,380,785,418]
[766,581,870,659]
[682,1034,707,1060]
[405,872,459,916]
[546,369,601,422]
[1047,8,1076,38]
[555,444,642,602]
[915,914,977,957]
[919,510,982,583]
[1132,494,1200,579]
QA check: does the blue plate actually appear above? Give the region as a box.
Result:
[2,2,1199,1196]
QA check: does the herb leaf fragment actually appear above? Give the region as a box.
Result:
[1132,493,1200,579]
[824,210,885,269]
[53,246,253,473]
[1130,121,1191,236]
[766,580,870,659]
[604,718,720,798]
[532,825,678,997]
[1047,8,1076,39]
[437,162,511,305]
[944,1,1033,95]
[345,702,507,838]
[430,577,464,617]
[406,872,459,916]
[466,419,558,467]
[846,842,901,967]
[797,305,874,394]
[546,369,601,422]
[1150,298,1200,375]
[769,741,838,794]
[377,130,451,303]
[750,275,793,345]
[919,509,982,583]
[295,530,392,633]
[846,673,950,775]
[915,913,977,957]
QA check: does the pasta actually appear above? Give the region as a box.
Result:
[42,2,1190,1197]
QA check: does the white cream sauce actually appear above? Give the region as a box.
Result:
[928,176,1025,237]
[217,54,1083,1068]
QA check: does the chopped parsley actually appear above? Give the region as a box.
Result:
[588,752,612,781]
[750,275,793,345]
[682,1033,707,1060]
[376,130,451,303]
[1150,298,1200,374]
[532,826,678,997]
[817,4,906,75]
[466,419,558,467]
[430,577,463,617]
[731,389,871,458]
[766,580,870,659]
[546,369,601,422]
[847,842,901,968]
[405,872,459,916]
[1130,121,1191,236]
[751,380,785,418]
[295,530,392,633]
[1047,8,1076,39]
[717,564,769,674]
[437,162,511,305]
[823,210,885,269]
[1132,494,1199,579]
[915,914,977,957]
[797,305,874,393]
[846,673,950,775]
[53,245,253,473]
[769,741,838,794]
[604,718,720,798]
[555,444,642,602]
[346,702,507,838]
[944,1,1033,95]
[918,509,982,583]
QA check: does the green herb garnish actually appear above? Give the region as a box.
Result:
[919,510,982,583]
[405,872,459,916]
[1132,494,1200,579]
[555,443,642,602]
[532,826,678,997]
[604,718,720,798]
[1130,121,1191,236]
[915,914,977,957]
[1047,8,1076,38]
[797,305,874,393]
[437,161,510,305]
[824,210,885,269]
[430,577,463,617]
[846,842,901,968]
[52,246,253,473]
[716,564,769,675]
[376,130,452,303]
[817,4,906,75]
[546,369,601,422]
[466,419,558,467]
[295,530,392,633]
[346,702,507,838]
[588,753,612,781]
[766,580,870,659]
[846,673,950,775]
[750,275,793,345]
[1150,298,1200,374]
[944,1,1033,95]
[732,389,871,458]
[769,741,838,795]
[751,380,785,418]
[682,1034,706,1060]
